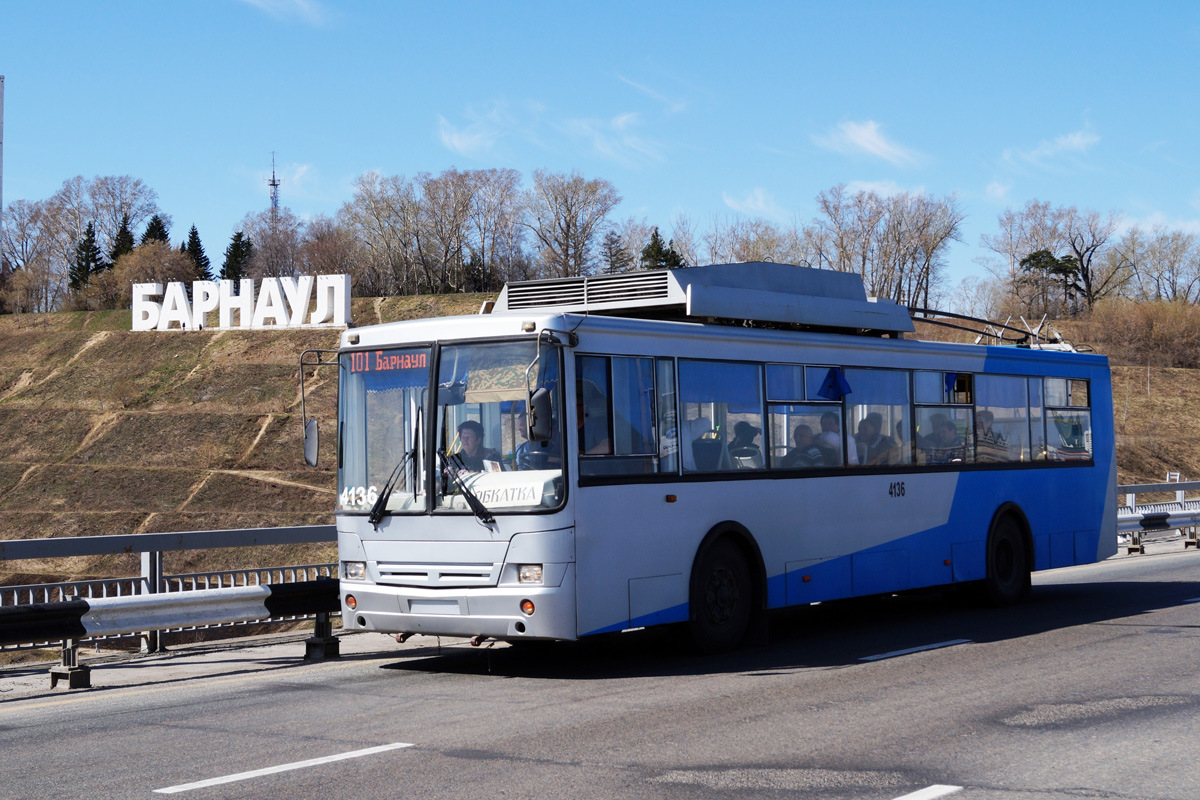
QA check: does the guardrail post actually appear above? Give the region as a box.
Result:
[49,591,91,690]
[304,611,339,660]
[141,550,165,653]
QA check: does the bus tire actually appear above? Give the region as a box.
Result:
[688,538,752,653]
[984,512,1031,606]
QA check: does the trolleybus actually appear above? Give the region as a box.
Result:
[308,262,1115,652]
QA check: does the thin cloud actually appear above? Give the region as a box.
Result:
[560,113,663,167]
[437,100,545,157]
[617,75,687,114]
[1003,127,1100,169]
[438,115,499,157]
[722,188,789,221]
[812,121,921,167]
[237,0,327,25]
[986,180,1012,202]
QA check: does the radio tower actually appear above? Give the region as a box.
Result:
[267,152,281,219]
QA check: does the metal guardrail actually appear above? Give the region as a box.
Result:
[1117,480,1200,554]
[0,525,339,688]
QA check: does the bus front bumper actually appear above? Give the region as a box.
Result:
[339,565,577,641]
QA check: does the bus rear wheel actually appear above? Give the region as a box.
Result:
[984,513,1030,606]
[689,539,752,653]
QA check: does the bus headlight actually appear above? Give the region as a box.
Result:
[517,564,544,584]
[343,561,367,581]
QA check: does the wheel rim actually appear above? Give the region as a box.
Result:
[705,565,740,626]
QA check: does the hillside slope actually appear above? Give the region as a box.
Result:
[0,295,486,581]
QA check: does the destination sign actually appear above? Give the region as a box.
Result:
[348,350,428,373]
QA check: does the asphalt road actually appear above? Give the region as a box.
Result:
[2,547,1198,800]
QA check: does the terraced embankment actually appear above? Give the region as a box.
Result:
[0,295,486,583]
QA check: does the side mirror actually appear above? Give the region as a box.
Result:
[303,418,319,467]
[527,387,553,443]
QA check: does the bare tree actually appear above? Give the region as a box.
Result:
[1062,207,1127,310]
[524,170,621,278]
[1124,226,1200,303]
[300,215,357,276]
[337,171,420,296]
[415,168,476,293]
[669,213,702,267]
[467,168,525,290]
[614,216,653,269]
[0,199,63,312]
[979,200,1068,315]
[241,206,304,278]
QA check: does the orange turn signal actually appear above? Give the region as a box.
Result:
[520,599,535,616]
[345,595,357,610]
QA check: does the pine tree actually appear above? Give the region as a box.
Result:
[600,230,634,274]
[109,213,135,267]
[70,222,106,290]
[184,225,212,281]
[221,231,253,281]
[640,227,686,270]
[141,214,170,245]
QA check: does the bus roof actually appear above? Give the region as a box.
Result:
[489,262,915,337]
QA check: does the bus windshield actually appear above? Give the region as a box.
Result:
[435,340,564,514]
[338,346,431,513]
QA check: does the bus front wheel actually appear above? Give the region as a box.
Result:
[984,513,1031,606]
[688,538,752,653]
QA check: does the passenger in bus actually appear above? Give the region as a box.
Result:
[451,420,502,473]
[780,424,834,468]
[819,411,854,465]
[975,409,1008,462]
[856,412,896,466]
[923,417,965,464]
[728,421,764,469]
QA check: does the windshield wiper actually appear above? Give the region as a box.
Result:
[368,448,415,527]
[436,449,495,525]
[369,407,422,527]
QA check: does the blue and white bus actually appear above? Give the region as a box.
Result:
[317,263,1115,652]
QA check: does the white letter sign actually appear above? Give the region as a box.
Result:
[131,274,352,331]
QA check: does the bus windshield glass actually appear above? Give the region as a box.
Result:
[436,340,564,514]
[338,346,431,514]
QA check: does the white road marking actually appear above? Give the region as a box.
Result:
[154,742,414,794]
[892,785,963,800]
[1185,597,1200,603]
[859,639,972,662]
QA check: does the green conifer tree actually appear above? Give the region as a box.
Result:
[141,214,170,245]
[185,225,212,281]
[70,222,106,290]
[640,227,686,270]
[221,231,253,281]
[109,213,136,267]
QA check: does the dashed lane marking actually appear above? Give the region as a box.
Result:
[892,785,963,800]
[859,639,972,662]
[154,742,414,793]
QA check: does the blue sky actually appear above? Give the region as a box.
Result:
[3,0,1199,292]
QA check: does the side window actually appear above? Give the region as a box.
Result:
[975,375,1029,463]
[679,359,765,472]
[576,355,659,476]
[1045,378,1092,461]
[844,368,912,466]
[767,364,846,469]
[914,371,974,465]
